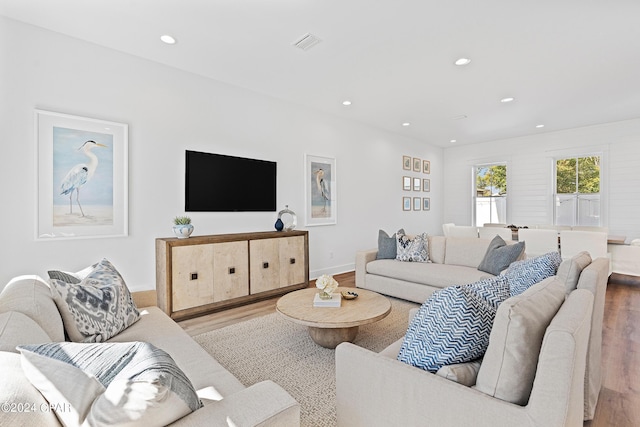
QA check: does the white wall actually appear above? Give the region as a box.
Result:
[443,119,640,240]
[0,18,443,290]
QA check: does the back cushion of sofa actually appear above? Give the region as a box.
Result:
[474,276,566,405]
[444,237,492,268]
[0,275,64,342]
[428,236,446,264]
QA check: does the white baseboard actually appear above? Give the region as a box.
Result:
[310,263,355,280]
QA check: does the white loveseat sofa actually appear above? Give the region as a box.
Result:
[356,236,522,303]
[0,275,300,426]
[338,256,609,426]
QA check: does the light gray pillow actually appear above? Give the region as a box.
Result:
[478,235,525,275]
[475,276,566,405]
[557,251,592,294]
[377,229,404,259]
[436,360,482,386]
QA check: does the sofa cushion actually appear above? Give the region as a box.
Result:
[436,360,482,387]
[444,237,493,268]
[0,312,51,352]
[109,306,246,397]
[49,258,140,343]
[557,251,592,294]
[377,229,404,259]
[478,235,525,275]
[18,341,203,426]
[366,260,494,289]
[475,276,566,405]
[427,235,447,264]
[503,251,562,296]
[396,231,429,262]
[0,275,64,342]
[0,352,58,425]
[397,275,509,372]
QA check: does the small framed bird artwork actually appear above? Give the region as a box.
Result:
[304,154,337,226]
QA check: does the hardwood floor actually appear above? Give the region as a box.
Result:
[178,271,639,427]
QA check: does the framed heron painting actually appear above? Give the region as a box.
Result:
[304,154,337,226]
[36,110,128,240]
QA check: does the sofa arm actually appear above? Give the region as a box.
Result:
[170,380,300,427]
[335,343,532,427]
[355,249,378,288]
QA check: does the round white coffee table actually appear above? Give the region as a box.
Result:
[276,287,391,349]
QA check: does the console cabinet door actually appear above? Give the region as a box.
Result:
[212,241,249,301]
[171,244,214,312]
[249,238,281,294]
[279,236,306,287]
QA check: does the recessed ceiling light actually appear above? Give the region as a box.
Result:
[160,35,176,44]
[454,58,471,66]
[536,124,545,128]
[402,122,411,127]
[500,97,515,103]
[342,100,352,106]
[450,139,457,143]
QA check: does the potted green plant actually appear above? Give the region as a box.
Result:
[173,216,194,239]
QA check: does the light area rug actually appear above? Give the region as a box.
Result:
[193,297,418,427]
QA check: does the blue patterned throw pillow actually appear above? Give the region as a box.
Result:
[49,258,140,342]
[396,231,430,262]
[397,276,510,372]
[503,251,562,296]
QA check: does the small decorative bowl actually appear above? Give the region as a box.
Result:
[341,291,359,300]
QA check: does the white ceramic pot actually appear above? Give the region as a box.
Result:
[173,224,194,239]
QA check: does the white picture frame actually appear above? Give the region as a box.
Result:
[35,110,128,240]
[304,154,337,226]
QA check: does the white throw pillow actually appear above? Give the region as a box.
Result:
[49,258,140,342]
[18,341,202,426]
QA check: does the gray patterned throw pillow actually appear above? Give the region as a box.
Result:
[396,231,430,262]
[49,258,140,342]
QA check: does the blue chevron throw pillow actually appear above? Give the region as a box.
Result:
[397,276,510,372]
[503,251,562,296]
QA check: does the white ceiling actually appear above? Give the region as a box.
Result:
[2,0,640,147]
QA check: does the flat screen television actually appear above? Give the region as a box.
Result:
[185,150,276,212]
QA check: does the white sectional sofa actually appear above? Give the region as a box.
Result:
[356,236,522,303]
[338,256,610,426]
[0,275,300,427]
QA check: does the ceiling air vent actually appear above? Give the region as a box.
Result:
[292,33,322,51]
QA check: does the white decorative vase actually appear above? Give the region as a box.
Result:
[173,224,194,239]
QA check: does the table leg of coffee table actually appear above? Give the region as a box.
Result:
[308,326,359,349]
